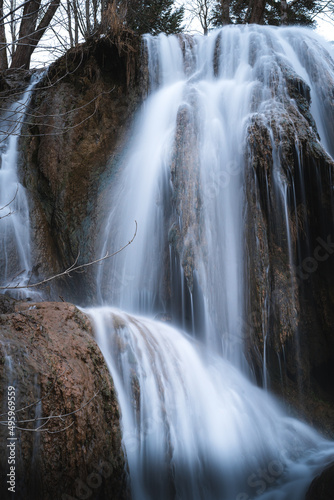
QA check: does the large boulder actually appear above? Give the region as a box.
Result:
[0,300,128,500]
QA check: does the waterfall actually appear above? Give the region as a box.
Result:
[86,25,334,499]
[95,25,334,361]
[0,74,43,297]
[87,307,334,500]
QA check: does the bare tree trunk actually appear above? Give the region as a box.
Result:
[221,0,230,25]
[73,0,79,44]
[10,0,41,68]
[66,0,74,47]
[0,0,8,69]
[85,0,91,35]
[11,0,60,69]
[248,0,267,23]
[186,0,213,35]
[281,0,288,24]
[202,0,210,34]
[10,0,17,59]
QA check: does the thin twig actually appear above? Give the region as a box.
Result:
[0,185,18,211]
[0,220,137,290]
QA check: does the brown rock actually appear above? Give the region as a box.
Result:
[19,36,144,303]
[0,301,128,500]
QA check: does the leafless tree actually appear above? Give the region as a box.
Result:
[180,0,216,34]
[0,0,63,69]
[0,0,114,70]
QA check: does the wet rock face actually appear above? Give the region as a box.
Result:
[306,463,334,500]
[167,102,206,334]
[170,103,201,293]
[244,59,334,433]
[0,301,128,500]
[0,294,16,314]
[20,36,143,303]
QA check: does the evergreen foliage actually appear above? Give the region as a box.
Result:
[125,0,184,35]
[212,0,317,26]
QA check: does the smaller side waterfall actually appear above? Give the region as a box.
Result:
[0,74,43,296]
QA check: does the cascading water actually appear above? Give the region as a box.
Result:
[0,74,43,297]
[87,26,334,499]
[88,308,334,500]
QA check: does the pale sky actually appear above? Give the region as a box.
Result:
[316,17,334,41]
[180,1,334,42]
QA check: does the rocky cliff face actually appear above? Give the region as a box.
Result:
[0,298,128,500]
[20,35,144,303]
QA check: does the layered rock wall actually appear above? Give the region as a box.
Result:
[244,62,334,435]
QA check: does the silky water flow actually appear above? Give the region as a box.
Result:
[3,27,328,500]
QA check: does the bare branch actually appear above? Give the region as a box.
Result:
[0,185,18,211]
[0,0,32,24]
[0,87,116,145]
[0,220,138,289]
[11,391,99,425]
[0,185,18,219]
[0,48,85,103]
[0,209,16,219]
